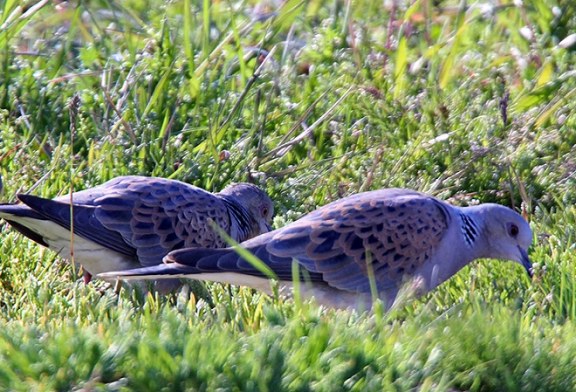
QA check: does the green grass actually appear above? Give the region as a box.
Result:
[0,0,575,390]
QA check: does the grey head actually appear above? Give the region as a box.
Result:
[463,203,533,276]
[218,183,274,237]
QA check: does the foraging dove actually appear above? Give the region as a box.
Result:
[100,188,532,309]
[0,176,274,285]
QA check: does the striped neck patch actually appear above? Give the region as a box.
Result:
[460,213,479,247]
[222,197,253,241]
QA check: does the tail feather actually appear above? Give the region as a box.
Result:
[14,194,135,257]
[0,202,45,219]
[1,218,50,247]
[0,202,50,246]
[101,263,193,278]
[17,194,86,231]
[166,246,325,282]
[100,244,326,285]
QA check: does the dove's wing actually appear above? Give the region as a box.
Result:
[263,191,451,292]
[93,177,232,266]
[14,177,233,266]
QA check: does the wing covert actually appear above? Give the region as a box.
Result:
[94,178,231,266]
[266,193,450,293]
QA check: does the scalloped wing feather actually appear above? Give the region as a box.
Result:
[153,190,451,294]
[93,177,232,266]
[264,190,450,293]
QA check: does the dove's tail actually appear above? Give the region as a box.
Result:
[97,246,281,293]
[100,244,324,286]
[1,194,134,258]
[0,199,52,246]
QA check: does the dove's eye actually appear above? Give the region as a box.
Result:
[507,223,519,237]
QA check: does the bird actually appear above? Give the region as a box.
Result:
[99,188,533,310]
[0,176,274,286]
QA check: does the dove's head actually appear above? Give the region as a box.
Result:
[219,183,274,235]
[471,204,533,277]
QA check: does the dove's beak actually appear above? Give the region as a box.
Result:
[261,222,273,233]
[518,246,533,278]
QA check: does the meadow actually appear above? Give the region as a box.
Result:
[0,0,575,390]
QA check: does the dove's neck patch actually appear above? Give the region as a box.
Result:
[221,197,253,241]
[459,213,479,247]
